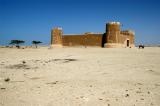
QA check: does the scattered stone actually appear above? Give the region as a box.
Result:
[108,104,110,106]
[4,78,10,82]
[6,64,27,69]
[150,102,154,105]
[148,70,154,72]
[6,64,38,70]
[1,88,6,90]
[53,59,77,63]
[22,61,26,64]
[148,91,150,94]
[136,91,142,93]
[64,59,77,62]
[46,81,59,85]
[80,96,84,98]
[99,98,103,100]
[140,98,144,100]
[89,85,92,87]
[125,94,129,97]
[155,84,160,86]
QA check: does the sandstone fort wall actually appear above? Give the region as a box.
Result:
[51,22,135,48]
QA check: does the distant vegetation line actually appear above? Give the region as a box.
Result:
[0,40,44,48]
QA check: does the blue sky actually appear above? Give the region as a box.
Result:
[0,0,160,45]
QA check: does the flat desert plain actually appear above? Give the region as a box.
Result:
[0,47,160,106]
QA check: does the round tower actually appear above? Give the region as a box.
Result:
[106,22,120,43]
[51,27,63,47]
[105,22,121,47]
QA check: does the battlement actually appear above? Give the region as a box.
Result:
[108,22,120,25]
[53,27,62,30]
[121,30,135,35]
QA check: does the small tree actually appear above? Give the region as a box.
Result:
[32,41,42,48]
[10,40,25,48]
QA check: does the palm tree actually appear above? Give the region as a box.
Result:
[10,40,25,48]
[32,41,42,48]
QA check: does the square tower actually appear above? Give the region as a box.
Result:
[51,27,63,47]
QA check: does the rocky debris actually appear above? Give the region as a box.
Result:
[136,91,142,93]
[61,59,77,63]
[80,96,84,98]
[49,59,77,63]
[115,98,118,101]
[150,102,154,105]
[148,69,154,72]
[0,88,6,90]
[6,64,28,69]
[125,94,129,97]
[22,61,26,64]
[29,58,78,64]
[4,78,10,82]
[46,81,59,85]
[98,98,103,100]
[89,85,93,87]
[5,63,38,70]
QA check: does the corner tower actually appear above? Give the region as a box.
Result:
[105,22,121,47]
[51,27,63,47]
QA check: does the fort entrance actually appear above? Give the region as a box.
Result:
[127,40,130,47]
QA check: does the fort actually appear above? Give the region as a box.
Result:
[51,22,135,48]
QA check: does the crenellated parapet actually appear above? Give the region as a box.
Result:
[120,30,135,36]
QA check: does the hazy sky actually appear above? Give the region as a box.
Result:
[0,0,160,45]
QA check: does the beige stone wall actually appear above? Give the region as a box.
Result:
[50,22,135,48]
[62,34,103,47]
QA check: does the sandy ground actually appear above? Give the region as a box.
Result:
[0,47,160,106]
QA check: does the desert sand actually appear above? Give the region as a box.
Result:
[0,47,160,106]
